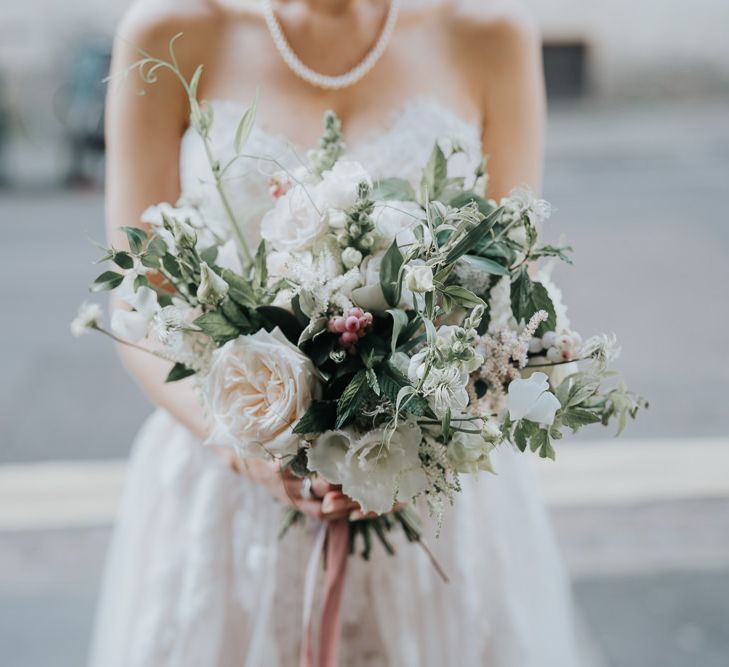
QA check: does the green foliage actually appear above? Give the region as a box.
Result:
[420,143,448,201]
[234,90,258,153]
[443,209,497,264]
[380,240,404,307]
[459,253,509,277]
[120,226,148,255]
[165,362,196,383]
[510,267,556,336]
[376,362,430,417]
[257,305,303,344]
[440,285,486,308]
[90,271,124,292]
[335,370,370,428]
[292,400,337,434]
[193,310,240,344]
[372,177,417,201]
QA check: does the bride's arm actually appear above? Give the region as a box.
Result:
[105,8,354,519]
[105,10,213,440]
[452,4,546,199]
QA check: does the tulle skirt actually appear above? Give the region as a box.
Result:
[88,409,583,667]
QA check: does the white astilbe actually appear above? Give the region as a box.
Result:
[419,433,461,534]
[287,247,361,318]
[453,258,493,296]
[470,310,548,414]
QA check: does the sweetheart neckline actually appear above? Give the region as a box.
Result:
[186,95,482,155]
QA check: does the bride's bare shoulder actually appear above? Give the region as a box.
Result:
[115,0,225,59]
[443,0,540,67]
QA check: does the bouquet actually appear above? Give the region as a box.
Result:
[74,44,645,559]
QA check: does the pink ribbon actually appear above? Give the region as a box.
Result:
[300,519,350,667]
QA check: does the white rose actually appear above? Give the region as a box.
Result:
[307,419,427,515]
[372,201,426,249]
[261,185,328,252]
[403,263,434,293]
[506,372,561,426]
[315,161,372,211]
[204,327,321,459]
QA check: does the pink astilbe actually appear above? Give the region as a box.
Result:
[468,310,548,414]
[328,307,374,348]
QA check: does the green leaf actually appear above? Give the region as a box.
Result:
[221,299,253,330]
[377,362,431,417]
[379,240,404,307]
[443,209,498,264]
[292,400,337,434]
[199,245,218,266]
[459,254,509,276]
[365,368,381,396]
[120,226,148,255]
[510,267,556,336]
[257,305,304,345]
[372,177,417,201]
[222,269,257,308]
[386,309,409,353]
[165,362,196,383]
[420,143,448,201]
[441,285,486,308]
[90,270,124,292]
[448,192,497,218]
[254,240,268,290]
[234,90,259,153]
[561,406,602,432]
[193,310,240,344]
[335,370,369,428]
[112,251,134,270]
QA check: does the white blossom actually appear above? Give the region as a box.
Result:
[196,262,229,305]
[506,372,561,426]
[70,302,103,337]
[403,263,434,293]
[307,419,427,515]
[315,160,372,211]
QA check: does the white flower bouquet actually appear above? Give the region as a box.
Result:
[75,45,645,556]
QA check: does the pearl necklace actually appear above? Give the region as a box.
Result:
[262,0,401,90]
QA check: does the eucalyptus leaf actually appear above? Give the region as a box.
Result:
[372,177,417,201]
[420,143,448,201]
[386,308,409,353]
[459,254,509,276]
[441,285,486,308]
[90,271,124,292]
[234,90,259,153]
[443,209,498,264]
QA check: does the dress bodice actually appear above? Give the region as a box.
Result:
[178,97,484,244]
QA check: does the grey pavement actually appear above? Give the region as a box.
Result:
[1,99,729,666]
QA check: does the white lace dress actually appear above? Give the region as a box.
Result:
[89,98,583,667]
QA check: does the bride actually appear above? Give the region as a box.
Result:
[91,0,583,664]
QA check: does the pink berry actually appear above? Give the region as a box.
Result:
[350,307,364,318]
[340,331,358,346]
[345,316,360,332]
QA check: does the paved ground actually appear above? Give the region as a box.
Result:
[1,98,728,665]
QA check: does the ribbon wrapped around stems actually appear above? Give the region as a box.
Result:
[300,518,350,667]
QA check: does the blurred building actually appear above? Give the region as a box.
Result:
[1,0,728,185]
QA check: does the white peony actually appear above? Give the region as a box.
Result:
[307,419,427,515]
[315,160,372,211]
[261,184,328,252]
[506,372,561,426]
[204,327,321,459]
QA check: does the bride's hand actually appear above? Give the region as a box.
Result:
[219,450,359,521]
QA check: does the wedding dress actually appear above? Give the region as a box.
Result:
[89,97,584,667]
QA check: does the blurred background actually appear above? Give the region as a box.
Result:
[1,0,728,665]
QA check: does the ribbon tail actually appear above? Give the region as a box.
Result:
[318,518,350,667]
[300,522,328,667]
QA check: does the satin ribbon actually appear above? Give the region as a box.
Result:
[300,519,350,667]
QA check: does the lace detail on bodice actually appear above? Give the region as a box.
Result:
[178,97,483,245]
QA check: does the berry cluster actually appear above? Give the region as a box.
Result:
[327,307,374,347]
[529,330,583,363]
